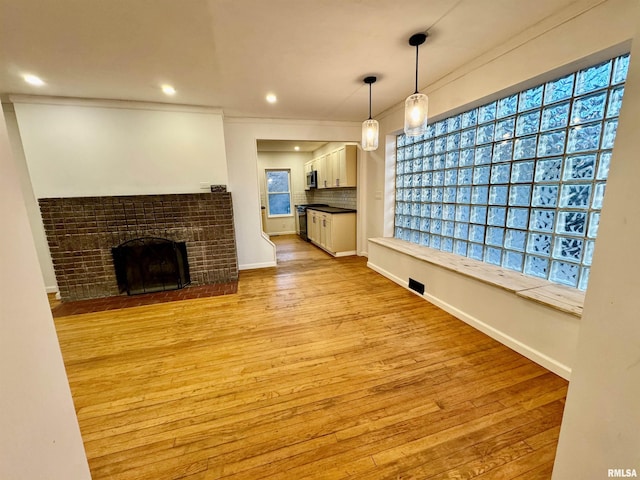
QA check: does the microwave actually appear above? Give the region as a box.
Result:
[306,170,317,188]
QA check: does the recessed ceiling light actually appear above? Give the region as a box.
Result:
[294,146,300,151]
[23,74,45,86]
[162,84,176,96]
[266,93,277,104]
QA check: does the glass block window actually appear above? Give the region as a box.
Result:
[266,169,292,216]
[394,53,630,290]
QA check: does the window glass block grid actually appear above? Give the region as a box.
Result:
[394,53,630,290]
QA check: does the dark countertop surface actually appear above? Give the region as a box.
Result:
[306,206,357,214]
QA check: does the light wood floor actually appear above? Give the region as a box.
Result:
[54,235,567,479]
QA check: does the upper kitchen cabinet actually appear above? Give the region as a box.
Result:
[304,160,314,191]
[315,144,357,189]
[316,154,328,189]
[304,161,313,175]
[332,145,357,188]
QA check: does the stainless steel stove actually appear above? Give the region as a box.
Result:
[295,204,328,241]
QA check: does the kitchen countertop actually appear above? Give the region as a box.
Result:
[306,206,356,214]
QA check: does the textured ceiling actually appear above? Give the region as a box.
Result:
[0,0,583,121]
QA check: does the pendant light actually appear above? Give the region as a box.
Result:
[362,76,379,151]
[404,32,429,136]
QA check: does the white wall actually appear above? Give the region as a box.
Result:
[257,151,311,235]
[3,104,57,291]
[12,96,227,198]
[552,6,640,477]
[0,104,90,479]
[223,117,360,269]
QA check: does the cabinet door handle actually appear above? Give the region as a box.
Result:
[322,219,326,227]
[336,179,340,187]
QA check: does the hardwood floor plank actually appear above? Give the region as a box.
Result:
[471,372,567,408]
[511,462,555,479]
[223,401,508,479]
[341,402,562,479]
[53,235,567,479]
[472,443,559,479]
[429,441,535,480]
[524,426,563,451]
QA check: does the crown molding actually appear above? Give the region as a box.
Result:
[223,115,360,128]
[8,95,224,115]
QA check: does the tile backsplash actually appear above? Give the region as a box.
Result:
[305,187,357,209]
[264,187,358,211]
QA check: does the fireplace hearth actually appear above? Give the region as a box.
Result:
[112,237,190,295]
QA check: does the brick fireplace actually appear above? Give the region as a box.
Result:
[39,192,238,302]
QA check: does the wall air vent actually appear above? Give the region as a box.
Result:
[408,278,425,295]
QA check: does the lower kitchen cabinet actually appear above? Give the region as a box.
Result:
[307,209,356,257]
[308,209,321,245]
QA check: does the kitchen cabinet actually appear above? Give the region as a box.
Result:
[308,209,322,245]
[304,161,313,174]
[316,154,328,189]
[323,150,339,188]
[307,144,358,189]
[307,208,356,256]
[318,212,330,250]
[304,160,314,190]
[328,145,357,188]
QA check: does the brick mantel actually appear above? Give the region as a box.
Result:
[39,192,238,302]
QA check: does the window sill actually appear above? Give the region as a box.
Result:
[369,237,584,317]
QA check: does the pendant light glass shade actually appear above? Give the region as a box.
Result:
[404,32,429,137]
[404,92,429,136]
[362,118,379,151]
[361,76,379,151]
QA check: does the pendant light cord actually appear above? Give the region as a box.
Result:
[408,32,427,95]
[414,44,419,94]
[368,82,373,120]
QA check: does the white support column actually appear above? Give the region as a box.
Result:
[552,7,640,478]
[0,104,91,479]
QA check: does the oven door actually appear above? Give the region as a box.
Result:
[297,206,309,241]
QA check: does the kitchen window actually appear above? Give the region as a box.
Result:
[266,169,292,217]
[394,53,630,291]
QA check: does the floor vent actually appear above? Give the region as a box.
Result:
[408,278,425,295]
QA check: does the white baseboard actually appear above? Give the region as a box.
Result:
[367,260,572,380]
[266,231,297,236]
[239,261,277,270]
[335,250,357,257]
[45,285,59,294]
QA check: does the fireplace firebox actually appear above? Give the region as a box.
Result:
[112,237,190,295]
